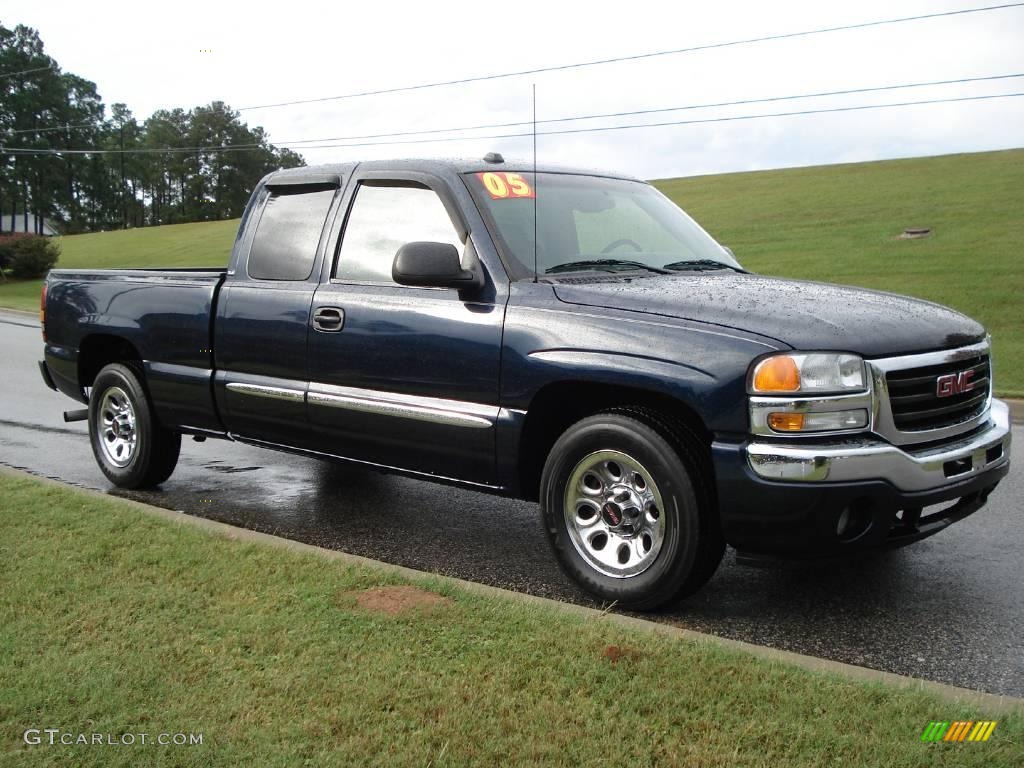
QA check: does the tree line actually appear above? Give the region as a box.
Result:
[0,23,305,234]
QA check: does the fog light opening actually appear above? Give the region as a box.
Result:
[836,498,874,542]
[836,507,851,536]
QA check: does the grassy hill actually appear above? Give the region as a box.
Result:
[2,149,1021,393]
[0,218,238,313]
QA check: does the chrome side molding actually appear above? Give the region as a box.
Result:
[224,378,500,429]
[225,382,306,403]
[307,384,497,429]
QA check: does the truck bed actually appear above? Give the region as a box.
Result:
[44,267,227,433]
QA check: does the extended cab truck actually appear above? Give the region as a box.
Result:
[39,158,1012,609]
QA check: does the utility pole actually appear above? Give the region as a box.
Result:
[120,122,126,229]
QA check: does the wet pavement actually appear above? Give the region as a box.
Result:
[2,310,1022,697]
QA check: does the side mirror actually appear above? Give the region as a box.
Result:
[721,245,736,259]
[392,241,482,290]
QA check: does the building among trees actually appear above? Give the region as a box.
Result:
[1,212,59,235]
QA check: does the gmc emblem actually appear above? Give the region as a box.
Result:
[936,369,975,398]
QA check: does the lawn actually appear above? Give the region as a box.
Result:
[1,148,1020,393]
[0,471,1021,767]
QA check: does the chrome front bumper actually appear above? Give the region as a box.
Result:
[747,399,1012,493]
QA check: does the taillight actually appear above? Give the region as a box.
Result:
[40,282,47,341]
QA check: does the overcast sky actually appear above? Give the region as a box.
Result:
[11,0,1024,179]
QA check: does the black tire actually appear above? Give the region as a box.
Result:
[540,411,724,610]
[88,362,180,489]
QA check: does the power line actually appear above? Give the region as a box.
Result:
[0,64,53,80]
[7,72,1022,151]
[274,72,1024,145]
[7,4,1022,137]
[0,140,265,155]
[512,91,1024,142]
[4,112,242,137]
[278,91,1024,150]
[4,121,97,136]
[5,91,1022,156]
[20,71,1017,144]
[235,2,1024,111]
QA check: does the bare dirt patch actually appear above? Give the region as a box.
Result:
[354,585,452,616]
[603,644,642,663]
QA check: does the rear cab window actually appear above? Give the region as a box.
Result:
[247,188,336,281]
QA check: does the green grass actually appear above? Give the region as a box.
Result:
[0,472,1021,767]
[0,278,46,313]
[654,148,1024,396]
[2,149,1020,393]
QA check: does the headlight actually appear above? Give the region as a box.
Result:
[751,353,866,394]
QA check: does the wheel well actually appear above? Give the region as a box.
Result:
[517,382,713,502]
[78,335,142,389]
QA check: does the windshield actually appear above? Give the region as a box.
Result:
[468,171,740,279]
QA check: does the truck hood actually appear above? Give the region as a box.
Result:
[552,273,986,357]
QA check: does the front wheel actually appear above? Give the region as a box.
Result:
[540,411,724,610]
[88,363,180,488]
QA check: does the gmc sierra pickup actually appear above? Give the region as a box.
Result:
[39,157,1012,609]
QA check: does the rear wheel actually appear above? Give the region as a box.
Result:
[540,411,723,610]
[88,363,180,488]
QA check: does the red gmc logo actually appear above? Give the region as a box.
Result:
[936,370,975,398]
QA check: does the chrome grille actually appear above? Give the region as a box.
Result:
[886,353,990,432]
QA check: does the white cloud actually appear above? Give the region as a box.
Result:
[14,0,1024,178]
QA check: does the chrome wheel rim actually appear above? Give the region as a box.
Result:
[564,449,666,578]
[98,386,137,468]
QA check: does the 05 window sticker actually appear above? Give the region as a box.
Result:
[476,172,535,199]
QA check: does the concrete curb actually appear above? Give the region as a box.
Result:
[1005,398,1024,424]
[2,464,1021,714]
[0,307,39,318]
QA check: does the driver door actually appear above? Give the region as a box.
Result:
[306,173,505,485]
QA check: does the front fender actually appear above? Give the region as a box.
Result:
[501,299,779,435]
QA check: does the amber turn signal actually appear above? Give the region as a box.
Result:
[767,412,806,431]
[752,355,800,393]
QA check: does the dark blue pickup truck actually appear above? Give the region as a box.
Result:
[39,157,1012,608]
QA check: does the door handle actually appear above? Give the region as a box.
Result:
[312,307,345,332]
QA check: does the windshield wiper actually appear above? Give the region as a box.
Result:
[662,259,746,273]
[545,259,670,275]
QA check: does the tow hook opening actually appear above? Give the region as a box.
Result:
[986,444,1004,464]
[943,456,972,478]
[836,498,874,542]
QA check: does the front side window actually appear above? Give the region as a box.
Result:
[247,188,335,281]
[468,172,738,279]
[335,182,463,283]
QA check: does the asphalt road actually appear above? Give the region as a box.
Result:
[3,310,1021,697]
